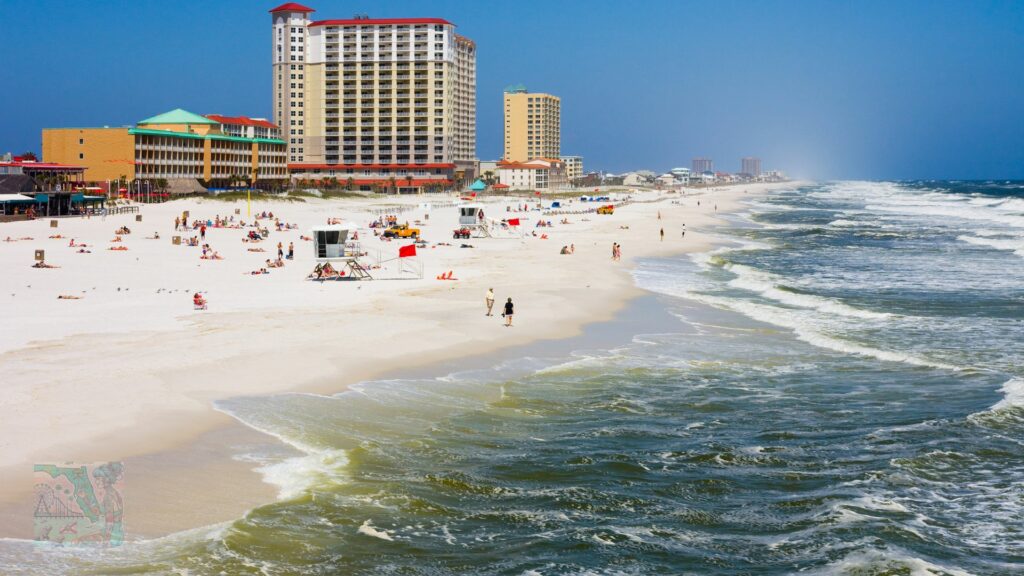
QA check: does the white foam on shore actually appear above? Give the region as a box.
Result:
[214,401,351,500]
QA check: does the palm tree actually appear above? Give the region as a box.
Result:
[482,170,496,185]
[346,177,355,191]
[388,176,397,195]
[156,178,168,196]
[405,175,415,194]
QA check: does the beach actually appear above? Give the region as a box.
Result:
[0,182,786,539]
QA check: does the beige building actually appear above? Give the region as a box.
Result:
[503,86,560,163]
[560,155,583,182]
[43,109,288,191]
[497,158,567,191]
[271,3,477,192]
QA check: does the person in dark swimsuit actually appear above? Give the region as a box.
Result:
[503,298,514,327]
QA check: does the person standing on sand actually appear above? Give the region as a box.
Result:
[287,242,294,260]
[200,224,206,240]
[485,288,495,316]
[612,243,617,261]
[277,242,284,260]
[174,216,180,231]
[503,297,514,327]
[660,227,665,242]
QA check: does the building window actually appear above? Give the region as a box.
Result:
[79,153,84,159]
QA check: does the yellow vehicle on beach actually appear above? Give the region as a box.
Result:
[383,224,420,238]
[597,205,615,215]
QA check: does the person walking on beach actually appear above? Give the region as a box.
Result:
[174,216,180,231]
[485,288,495,316]
[503,297,514,327]
[660,227,665,242]
[277,242,284,260]
[200,224,206,240]
[287,242,294,260]
[612,242,618,261]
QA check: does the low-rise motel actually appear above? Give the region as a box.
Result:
[42,109,288,195]
[496,158,568,191]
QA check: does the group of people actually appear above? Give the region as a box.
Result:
[559,244,576,255]
[484,288,515,327]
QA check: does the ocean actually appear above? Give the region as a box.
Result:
[4,180,1023,575]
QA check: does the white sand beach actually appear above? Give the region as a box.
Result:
[0,182,793,537]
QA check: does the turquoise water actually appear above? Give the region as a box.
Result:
[3,181,1023,574]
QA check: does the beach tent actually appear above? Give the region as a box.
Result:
[469,179,486,192]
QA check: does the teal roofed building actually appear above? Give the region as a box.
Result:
[138,109,219,126]
[469,179,487,192]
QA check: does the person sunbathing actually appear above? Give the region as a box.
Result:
[32,261,59,268]
[77,248,91,254]
[146,232,160,239]
[247,247,266,252]
[193,293,207,307]
[57,294,82,299]
[109,246,128,251]
[49,234,64,239]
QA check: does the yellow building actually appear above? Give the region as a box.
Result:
[43,109,288,193]
[503,86,560,163]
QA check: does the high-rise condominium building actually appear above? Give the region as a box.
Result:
[741,157,762,177]
[503,86,560,163]
[270,3,477,192]
[692,157,714,174]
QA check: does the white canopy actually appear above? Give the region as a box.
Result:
[0,194,35,202]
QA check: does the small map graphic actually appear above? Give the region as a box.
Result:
[33,462,124,546]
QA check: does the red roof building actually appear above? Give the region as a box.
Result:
[269,3,314,13]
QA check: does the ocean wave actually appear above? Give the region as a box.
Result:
[722,262,891,320]
[357,520,395,541]
[957,234,1024,257]
[827,219,861,227]
[806,547,977,576]
[680,292,958,371]
[989,378,1024,413]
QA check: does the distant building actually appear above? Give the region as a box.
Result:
[692,157,713,174]
[560,155,583,182]
[43,108,288,191]
[622,172,652,187]
[206,115,282,140]
[497,158,567,190]
[503,85,560,162]
[741,157,762,177]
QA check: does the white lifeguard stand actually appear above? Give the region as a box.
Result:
[311,224,371,280]
[458,203,493,238]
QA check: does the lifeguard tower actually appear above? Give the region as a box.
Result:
[311,224,371,280]
[458,203,493,238]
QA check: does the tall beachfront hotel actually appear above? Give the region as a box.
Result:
[503,86,560,163]
[271,3,477,192]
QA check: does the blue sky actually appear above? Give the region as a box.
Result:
[1,0,1022,179]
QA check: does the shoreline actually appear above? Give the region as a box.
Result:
[0,181,802,540]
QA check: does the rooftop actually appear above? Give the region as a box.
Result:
[205,115,278,129]
[269,3,314,14]
[138,109,217,126]
[310,17,453,27]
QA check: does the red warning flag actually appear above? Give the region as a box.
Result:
[507,218,521,226]
[399,244,417,258]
